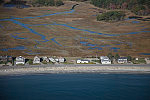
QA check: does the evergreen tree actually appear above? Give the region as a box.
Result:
[115,54,120,60]
[127,55,132,61]
[107,53,113,60]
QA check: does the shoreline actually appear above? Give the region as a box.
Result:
[0,64,150,76]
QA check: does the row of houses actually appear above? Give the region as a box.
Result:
[1,55,148,66]
[77,56,128,64]
[15,56,66,65]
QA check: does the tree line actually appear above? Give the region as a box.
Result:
[0,0,64,7]
[31,0,64,7]
[70,0,88,2]
[90,0,150,16]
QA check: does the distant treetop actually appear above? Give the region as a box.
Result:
[31,0,64,7]
[90,0,150,16]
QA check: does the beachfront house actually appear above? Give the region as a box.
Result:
[15,56,25,65]
[49,57,56,63]
[0,56,12,62]
[100,56,111,64]
[0,56,13,66]
[49,57,65,63]
[58,57,65,63]
[42,56,49,62]
[117,57,128,64]
[76,59,90,64]
[33,56,40,64]
[55,58,59,62]
[0,56,7,62]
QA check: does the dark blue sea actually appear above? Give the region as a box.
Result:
[0,73,150,100]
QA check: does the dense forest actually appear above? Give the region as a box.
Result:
[0,0,64,7]
[90,0,150,16]
[31,0,64,7]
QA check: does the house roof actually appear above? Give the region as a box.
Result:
[77,59,89,61]
[100,56,110,60]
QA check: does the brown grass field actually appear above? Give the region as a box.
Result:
[0,1,150,57]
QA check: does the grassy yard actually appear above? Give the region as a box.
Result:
[132,58,146,64]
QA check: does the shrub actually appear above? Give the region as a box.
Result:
[127,55,132,61]
[97,11,125,22]
[115,54,120,60]
[45,0,55,6]
[56,0,64,6]
[131,5,149,15]
[28,59,33,65]
[133,58,146,64]
[107,53,113,60]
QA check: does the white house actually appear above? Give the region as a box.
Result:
[42,56,49,62]
[117,57,128,64]
[55,58,59,62]
[49,57,56,63]
[100,56,111,64]
[49,57,65,63]
[16,56,25,65]
[76,59,89,64]
[58,57,65,63]
[33,56,40,64]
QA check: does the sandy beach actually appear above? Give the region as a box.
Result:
[0,64,150,75]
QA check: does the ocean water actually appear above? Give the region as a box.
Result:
[0,74,150,100]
